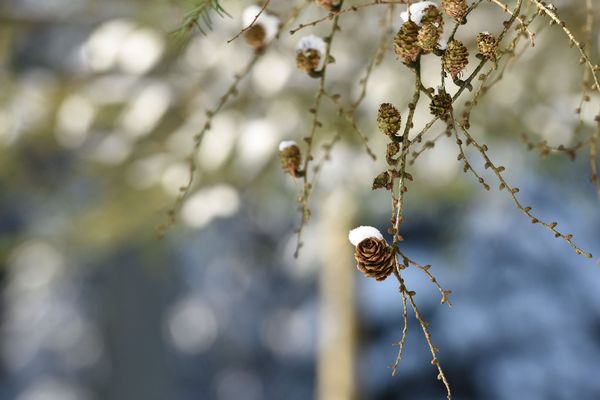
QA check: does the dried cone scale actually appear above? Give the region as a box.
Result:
[372,171,392,191]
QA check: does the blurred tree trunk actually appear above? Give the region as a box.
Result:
[317,189,357,400]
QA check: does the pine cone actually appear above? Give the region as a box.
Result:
[418,23,440,53]
[315,0,342,12]
[394,21,421,64]
[377,103,402,136]
[441,0,468,23]
[354,238,395,281]
[477,32,498,62]
[296,49,322,74]
[421,5,444,35]
[443,40,469,79]
[279,144,302,176]
[430,89,453,121]
[244,24,267,50]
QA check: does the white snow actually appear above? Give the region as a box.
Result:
[278,140,297,151]
[242,5,280,43]
[296,34,327,54]
[400,1,439,25]
[438,38,448,50]
[348,226,384,247]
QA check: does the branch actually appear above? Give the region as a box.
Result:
[227,0,272,43]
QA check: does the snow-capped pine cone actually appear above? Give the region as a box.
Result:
[429,89,453,121]
[441,0,468,23]
[377,103,402,136]
[477,32,498,62]
[354,238,395,281]
[418,23,440,53]
[443,40,469,79]
[394,21,421,64]
[244,24,267,50]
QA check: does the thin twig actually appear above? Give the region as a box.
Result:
[397,249,453,306]
[452,117,491,192]
[160,2,309,235]
[321,5,395,160]
[390,58,421,244]
[457,121,593,259]
[488,0,535,46]
[227,0,272,43]
[520,133,591,160]
[294,13,342,258]
[290,0,407,35]
[391,288,409,375]
[394,266,451,400]
[408,131,448,165]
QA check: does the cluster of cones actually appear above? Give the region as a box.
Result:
[394,1,498,81]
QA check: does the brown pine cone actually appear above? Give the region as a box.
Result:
[421,5,444,35]
[279,143,302,177]
[244,24,267,50]
[394,21,421,64]
[429,89,453,121]
[477,32,498,62]
[443,40,469,79]
[354,238,395,281]
[441,0,468,23]
[377,103,402,136]
[418,22,441,53]
[297,49,322,74]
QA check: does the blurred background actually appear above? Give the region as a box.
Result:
[0,0,599,399]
